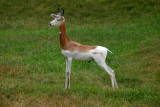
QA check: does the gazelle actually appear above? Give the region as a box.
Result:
[49,8,118,89]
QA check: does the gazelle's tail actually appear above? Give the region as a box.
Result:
[107,49,112,54]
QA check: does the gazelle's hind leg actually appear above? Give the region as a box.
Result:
[92,54,118,89]
[106,65,118,89]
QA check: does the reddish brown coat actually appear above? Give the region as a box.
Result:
[59,22,97,52]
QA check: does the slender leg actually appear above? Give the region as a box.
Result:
[101,63,116,89]
[65,58,72,89]
[112,70,118,89]
[105,65,118,89]
[92,55,118,89]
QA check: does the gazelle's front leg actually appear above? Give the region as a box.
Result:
[65,57,72,89]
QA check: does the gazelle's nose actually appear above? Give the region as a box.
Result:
[50,23,52,26]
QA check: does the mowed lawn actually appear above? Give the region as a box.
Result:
[0,0,160,106]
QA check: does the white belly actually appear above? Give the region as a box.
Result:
[62,50,93,61]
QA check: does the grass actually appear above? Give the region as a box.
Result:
[0,0,160,106]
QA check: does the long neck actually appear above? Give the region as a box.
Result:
[59,21,69,50]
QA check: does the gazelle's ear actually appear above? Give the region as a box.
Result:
[61,16,65,21]
[50,14,56,18]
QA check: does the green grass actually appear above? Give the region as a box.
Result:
[0,0,160,106]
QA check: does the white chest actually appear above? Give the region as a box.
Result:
[61,50,93,61]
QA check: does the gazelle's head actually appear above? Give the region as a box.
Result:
[50,8,65,27]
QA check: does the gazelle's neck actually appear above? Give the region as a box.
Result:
[59,21,69,50]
